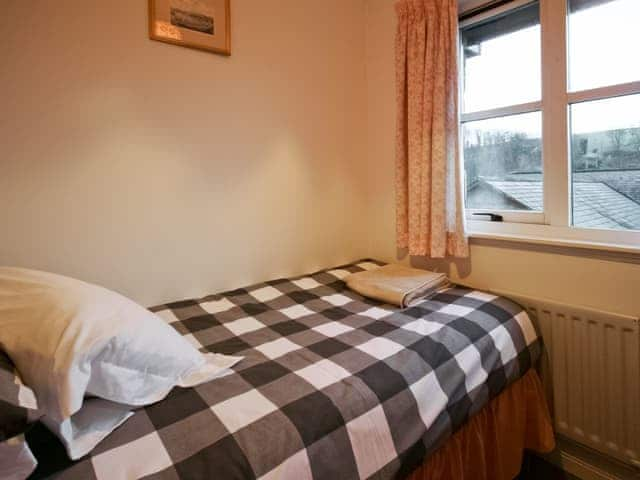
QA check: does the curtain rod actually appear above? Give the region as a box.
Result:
[459,0,515,21]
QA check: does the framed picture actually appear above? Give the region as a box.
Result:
[149,0,231,56]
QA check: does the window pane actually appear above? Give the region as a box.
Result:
[568,0,640,92]
[461,2,540,113]
[463,112,542,211]
[570,94,640,231]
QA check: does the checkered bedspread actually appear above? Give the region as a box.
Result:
[44,260,540,480]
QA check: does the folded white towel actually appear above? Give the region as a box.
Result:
[345,264,449,308]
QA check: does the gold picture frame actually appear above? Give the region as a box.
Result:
[149,0,231,56]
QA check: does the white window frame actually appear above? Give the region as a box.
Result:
[459,0,640,253]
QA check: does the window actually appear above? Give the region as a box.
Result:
[460,0,640,249]
[460,2,542,222]
[568,0,640,232]
[570,95,640,230]
[568,0,640,92]
[461,2,540,112]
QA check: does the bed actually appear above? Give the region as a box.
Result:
[26,260,553,479]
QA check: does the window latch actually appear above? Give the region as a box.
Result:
[472,213,504,222]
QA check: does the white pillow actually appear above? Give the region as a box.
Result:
[0,267,241,425]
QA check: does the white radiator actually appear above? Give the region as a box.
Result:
[492,290,640,468]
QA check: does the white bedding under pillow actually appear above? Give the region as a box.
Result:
[44,362,237,460]
[0,267,241,428]
[0,435,38,480]
[42,398,134,460]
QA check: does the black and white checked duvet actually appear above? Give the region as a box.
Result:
[40,260,540,480]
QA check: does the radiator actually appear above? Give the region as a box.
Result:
[492,289,640,468]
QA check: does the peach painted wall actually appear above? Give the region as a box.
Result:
[0,0,369,305]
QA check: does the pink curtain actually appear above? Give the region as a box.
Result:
[395,0,469,258]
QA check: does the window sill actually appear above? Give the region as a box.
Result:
[466,220,640,258]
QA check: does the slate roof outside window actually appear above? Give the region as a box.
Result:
[485,180,640,230]
[505,170,640,203]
